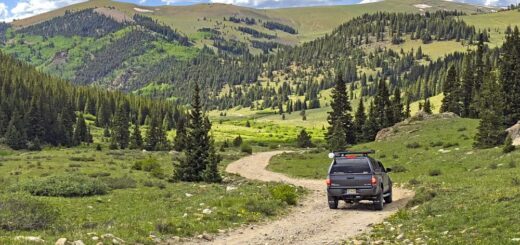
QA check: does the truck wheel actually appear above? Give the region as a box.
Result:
[328,196,338,209]
[373,192,384,211]
[384,186,393,204]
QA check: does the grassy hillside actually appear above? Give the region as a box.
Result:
[268,115,520,244]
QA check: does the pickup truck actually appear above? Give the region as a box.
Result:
[326,151,392,210]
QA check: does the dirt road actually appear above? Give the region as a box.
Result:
[188,151,414,245]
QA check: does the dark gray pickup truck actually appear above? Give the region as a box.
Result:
[326,151,392,210]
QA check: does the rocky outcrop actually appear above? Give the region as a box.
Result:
[375,112,459,141]
[506,121,520,146]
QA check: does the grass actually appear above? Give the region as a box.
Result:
[0,124,304,244]
[268,116,520,244]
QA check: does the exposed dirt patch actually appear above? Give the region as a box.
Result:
[94,7,133,23]
[179,151,413,245]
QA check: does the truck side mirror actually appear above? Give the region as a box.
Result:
[386,168,392,172]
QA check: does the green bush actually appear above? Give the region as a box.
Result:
[391,165,408,173]
[0,193,58,231]
[88,172,111,178]
[240,143,253,154]
[244,199,279,216]
[132,158,165,179]
[428,169,442,176]
[407,187,437,207]
[69,156,95,162]
[406,142,421,149]
[269,184,298,205]
[22,175,108,197]
[102,176,137,190]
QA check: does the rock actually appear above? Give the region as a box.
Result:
[506,121,520,146]
[112,238,120,244]
[92,236,99,241]
[15,236,45,243]
[96,243,104,245]
[512,238,520,242]
[101,234,115,239]
[218,229,226,233]
[226,186,237,192]
[202,233,213,241]
[55,238,67,245]
[396,234,405,240]
[72,240,85,245]
[442,231,449,235]
[202,208,212,214]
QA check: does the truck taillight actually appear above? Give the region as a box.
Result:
[326,178,331,186]
[371,176,377,186]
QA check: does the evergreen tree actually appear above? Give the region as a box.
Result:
[353,98,367,142]
[423,99,432,114]
[391,87,403,124]
[173,117,187,151]
[503,135,516,153]
[441,65,461,115]
[373,78,392,128]
[296,129,313,148]
[173,82,221,183]
[25,97,45,141]
[233,135,243,147]
[145,113,169,151]
[474,72,506,148]
[328,120,347,151]
[326,73,356,148]
[112,102,130,149]
[129,122,143,150]
[501,26,520,126]
[460,57,475,118]
[405,97,411,118]
[5,111,27,150]
[72,114,89,146]
[362,102,379,141]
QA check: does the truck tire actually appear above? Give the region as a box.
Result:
[373,191,384,211]
[384,186,393,204]
[328,195,338,209]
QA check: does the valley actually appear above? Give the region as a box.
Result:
[1,0,520,244]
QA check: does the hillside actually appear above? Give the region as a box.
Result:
[269,115,520,243]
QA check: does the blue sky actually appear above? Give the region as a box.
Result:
[0,0,518,22]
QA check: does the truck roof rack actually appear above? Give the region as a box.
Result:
[332,150,375,157]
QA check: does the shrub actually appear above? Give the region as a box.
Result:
[244,199,278,216]
[406,142,421,149]
[133,158,164,179]
[443,142,459,148]
[233,135,243,147]
[408,178,421,186]
[429,141,444,147]
[102,176,137,190]
[269,185,298,205]
[428,169,442,176]
[509,160,517,168]
[489,163,498,169]
[512,177,520,186]
[391,165,408,173]
[240,143,253,155]
[69,156,95,162]
[22,175,108,197]
[88,172,111,178]
[503,135,516,154]
[96,144,102,151]
[407,187,437,207]
[0,193,58,231]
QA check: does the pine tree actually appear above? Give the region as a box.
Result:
[353,98,367,142]
[145,113,168,151]
[25,97,45,141]
[233,135,243,147]
[173,82,221,183]
[362,102,379,141]
[423,99,432,114]
[173,117,187,151]
[296,129,313,148]
[328,120,347,151]
[112,102,130,149]
[129,123,143,150]
[503,135,516,153]
[72,114,89,146]
[405,97,411,118]
[460,57,475,118]
[440,65,461,115]
[373,78,392,128]
[474,72,506,148]
[501,26,520,126]
[391,87,403,124]
[5,111,27,150]
[326,73,356,148]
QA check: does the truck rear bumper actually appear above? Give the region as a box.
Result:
[327,187,378,200]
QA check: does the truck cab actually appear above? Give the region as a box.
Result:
[326,151,393,210]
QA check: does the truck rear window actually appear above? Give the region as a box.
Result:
[330,159,371,174]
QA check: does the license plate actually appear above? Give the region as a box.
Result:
[346,189,356,195]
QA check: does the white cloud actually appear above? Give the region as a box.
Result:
[0,3,8,20]
[139,0,147,4]
[209,0,358,8]
[359,0,383,4]
[1,0,86,22]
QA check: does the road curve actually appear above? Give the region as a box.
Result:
[189,151,414,245]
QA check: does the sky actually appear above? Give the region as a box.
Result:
[0,0,518,22]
